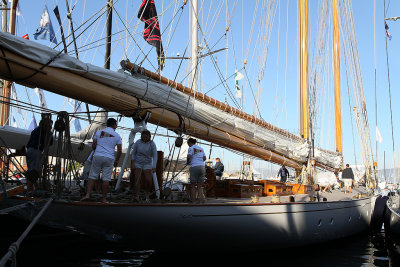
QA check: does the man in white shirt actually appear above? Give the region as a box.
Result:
[187,138,206,203]
[81,118,122,203]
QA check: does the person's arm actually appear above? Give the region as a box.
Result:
[187,147,193,165]
[114,144,122,167]
[92,139,97,150]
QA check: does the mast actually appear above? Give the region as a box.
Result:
[105,0,113,70]
[299,0,309,139]
[1,1,6,33]
[333,0,342,153]
[0,0,17,127]
[191,0,198,92]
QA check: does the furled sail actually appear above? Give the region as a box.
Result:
[0,32,342,170]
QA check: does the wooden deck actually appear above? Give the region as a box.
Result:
[203,186,369,204]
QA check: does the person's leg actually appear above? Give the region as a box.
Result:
[134,168,142,201]
[100,157,114,202]
[102,181,110,203]
[349,183,352,194]
[197,166,206,203]
[189,167,196,203]
[129,161,135,190]
[198,182,205,203]
[81,179,96,200]
[142,169,153,202]
[190,183,196,203]
[26,148,39,192]
[81,157,101,200]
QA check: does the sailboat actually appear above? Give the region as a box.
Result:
[0,0,379,251]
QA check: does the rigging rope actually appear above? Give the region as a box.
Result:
[339,0,375,184]
[383,0,396,179]
[0,198,54,267]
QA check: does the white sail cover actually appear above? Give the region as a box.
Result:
[71,109,107,141]
[0,32,342,169]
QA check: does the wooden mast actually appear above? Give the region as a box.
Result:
[333,0,342,153]
[0,0,17,127]
[191,0,198,92]
[105,0,112,70]
[299,0,309,139]
[0,0,17,175]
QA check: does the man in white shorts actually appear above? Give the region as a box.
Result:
[187,138,206,203]
[341,163,354,194]
[81,118,122,203]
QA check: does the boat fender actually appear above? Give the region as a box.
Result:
[289,196,295,202]
[370,195,389,234]
[271,195,280,203]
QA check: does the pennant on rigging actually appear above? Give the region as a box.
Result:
[33,5,58,44]
[10,85,23,116]
[11,116,17,128]
[376,126,383,144]
[28,116,37,131]
[69,99,82,132]
[385,22,392,40]
[34,88,48,109]
[235,70,244,98]
[138,0,165,70]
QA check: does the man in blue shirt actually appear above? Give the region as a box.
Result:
[277,165,289,183]
[213,157,224,180]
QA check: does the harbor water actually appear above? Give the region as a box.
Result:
[1,214,400,267]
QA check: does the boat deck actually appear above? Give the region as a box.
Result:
[50,185,370,204]
[201,186,369,204]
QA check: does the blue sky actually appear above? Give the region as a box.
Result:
[7,0,400,172]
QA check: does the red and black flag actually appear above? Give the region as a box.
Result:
[138,0,165,70]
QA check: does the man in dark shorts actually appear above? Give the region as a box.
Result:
[25,118,53,192]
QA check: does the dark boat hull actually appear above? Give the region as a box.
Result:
[2,197,373,251]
